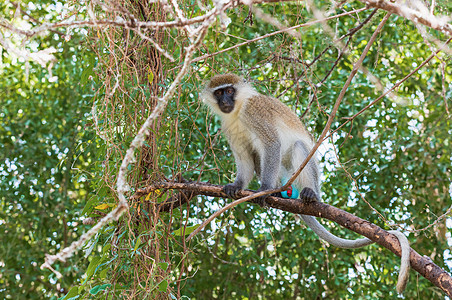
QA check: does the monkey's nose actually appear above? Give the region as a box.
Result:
[220,103,234,113]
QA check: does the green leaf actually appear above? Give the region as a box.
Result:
[158,262,169,271]
[102,243,111,254]
[81,197,98,216]
[59,286,80,300]
[158,280,168,292]
[134,236,142,252]
[172,224,200,236]
[89,283,112,295]
[99,268,109,279]
[83,256,101,284]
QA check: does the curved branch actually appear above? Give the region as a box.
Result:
[135,181,452,296]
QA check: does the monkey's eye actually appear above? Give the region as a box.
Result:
[225,87,234,95]
[214,90,223,97]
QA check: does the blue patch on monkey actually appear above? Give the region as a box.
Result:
[280,178,300,199]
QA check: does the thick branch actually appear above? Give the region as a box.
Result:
[135,181,452,296]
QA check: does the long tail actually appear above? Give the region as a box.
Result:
[292,139,410,292]
[391,230,411,294]
[301,215,410,293]
[301,215,373,248]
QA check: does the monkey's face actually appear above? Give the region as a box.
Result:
[213,86,236,113]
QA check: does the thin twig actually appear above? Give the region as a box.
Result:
[192,8,368,63]
[284,13,392,190]
[325,37,452,140]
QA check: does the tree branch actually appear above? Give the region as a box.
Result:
[135,181,452,296]
[358,0,452,37]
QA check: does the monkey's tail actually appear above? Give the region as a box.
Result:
[390,230,411,294]
[301,215,410,293]
[300,215,373,248]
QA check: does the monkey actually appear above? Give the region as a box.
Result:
[201,73,410,293]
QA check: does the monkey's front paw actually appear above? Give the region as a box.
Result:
[300,187,319,202]
[223,184,242,199]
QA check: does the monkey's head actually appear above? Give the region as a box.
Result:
[201,73,257,115]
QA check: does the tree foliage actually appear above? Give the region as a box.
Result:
[0,0,451,299]
[0,2,97,297]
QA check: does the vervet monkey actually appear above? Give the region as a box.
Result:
[201,73,410,293]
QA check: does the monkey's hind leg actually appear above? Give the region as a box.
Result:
[292,141,321,202]
[300,187,319,202]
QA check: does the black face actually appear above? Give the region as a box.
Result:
[214,86,236,113]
